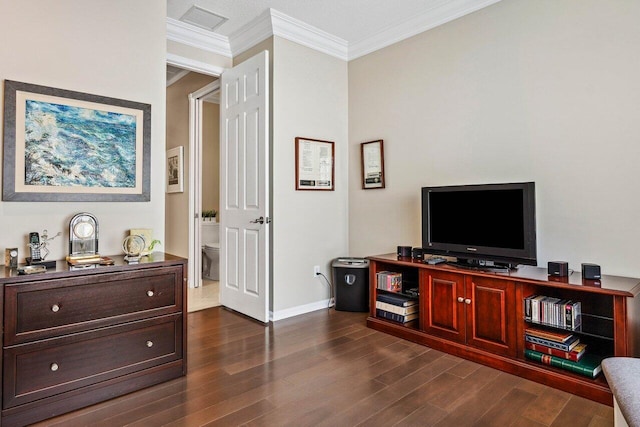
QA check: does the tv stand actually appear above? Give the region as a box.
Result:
[367,253,640,406]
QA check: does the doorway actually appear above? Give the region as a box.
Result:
[165,65,220,311]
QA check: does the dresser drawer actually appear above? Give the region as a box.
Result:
[4,265,183,345]
[3,314,183,408]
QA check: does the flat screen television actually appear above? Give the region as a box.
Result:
[421,182,537,268]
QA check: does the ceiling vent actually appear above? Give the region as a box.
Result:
[179,5,228,32]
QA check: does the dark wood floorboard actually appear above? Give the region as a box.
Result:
[33,307,613,427]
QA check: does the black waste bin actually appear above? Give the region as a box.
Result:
[332,258,369,312]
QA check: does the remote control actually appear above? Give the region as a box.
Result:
[426,257,446,265]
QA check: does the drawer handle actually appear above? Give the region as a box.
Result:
[50,363,59,372]
[51,304,60,312]
[457,297,464,303]
[147,290,154,297]
[464,298,471,305]
[146,340,153,348]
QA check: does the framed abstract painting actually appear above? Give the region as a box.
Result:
[2,80,151,201]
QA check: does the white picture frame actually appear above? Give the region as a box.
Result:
[166,146,184,193]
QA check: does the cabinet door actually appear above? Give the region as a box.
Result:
[465,276,517,357]
[421,270,465,343]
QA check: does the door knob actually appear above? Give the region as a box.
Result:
[250,216,265,224]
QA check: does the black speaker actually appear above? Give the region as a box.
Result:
[547,261,569,277]
[582,263,601,280]
[397,246,412,258]
[412,248,424,260]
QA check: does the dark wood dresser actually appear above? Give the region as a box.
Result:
[0,253,187,427]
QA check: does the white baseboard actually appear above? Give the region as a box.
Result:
[270,299,333,321]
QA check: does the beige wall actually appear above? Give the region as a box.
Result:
[271,37,349,314]
[165,73,216,257]
[0,0,166,262]
[349,0,640,276]
[202,102,220,215]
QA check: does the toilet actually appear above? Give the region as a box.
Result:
[201,221,219,280]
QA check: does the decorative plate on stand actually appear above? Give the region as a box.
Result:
[122,235,146,263]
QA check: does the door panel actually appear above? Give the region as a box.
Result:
[421,270,465,343]
[466,276,517,357]
[219,50,270,323]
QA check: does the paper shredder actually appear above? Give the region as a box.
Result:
[332,258,369,312]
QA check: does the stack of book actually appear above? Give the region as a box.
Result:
[376,271,402,293]
[375,292,418,326]
[524,328,602,378]
[524,295,581,329]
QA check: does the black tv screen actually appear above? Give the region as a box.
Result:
[422,182,537,267]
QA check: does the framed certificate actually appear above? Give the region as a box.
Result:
[295,137,335,191]
[361,140,385,189]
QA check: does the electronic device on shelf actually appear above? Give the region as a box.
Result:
[426,257,446,265]
[28,232,41,262]
[421,182,537,270]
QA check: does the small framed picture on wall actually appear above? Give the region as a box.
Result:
[166,146,184,193]
[295,137,335,191]
[361,139,385,189]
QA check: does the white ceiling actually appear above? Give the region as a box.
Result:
[167,0,502,60]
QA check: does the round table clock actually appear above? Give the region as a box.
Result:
[5,248,18,268]
[122,235,146,262]
[68,213,99,259]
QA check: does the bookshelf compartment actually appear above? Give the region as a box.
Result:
[372,263,420,330]
[523,290,615,341]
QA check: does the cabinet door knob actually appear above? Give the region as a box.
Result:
[50,363,59,372]
[464,298,471,305]
[51,304,60,312]
[457,297,464,303]
[147,290,154,297]
[146,340,153,348]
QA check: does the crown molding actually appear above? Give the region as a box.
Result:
[349,0,503,60]
[269,9,348,61]
[229,9,348,61]
[166,17,232,58]
[227,9,274,57]
[167,1,502,63]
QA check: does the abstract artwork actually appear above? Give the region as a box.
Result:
[2,80,150,201]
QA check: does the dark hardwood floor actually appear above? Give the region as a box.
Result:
[35,307,613,426]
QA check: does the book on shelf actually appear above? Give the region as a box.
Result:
[524,295,581,329]
[525,341,587,362]
[376,271,402,292]
[524,349,603,379]
[525,333,580,352]
[375,292,417,307]
[376,308,418,324]
[375,300,418,316]
[525,327,574,343]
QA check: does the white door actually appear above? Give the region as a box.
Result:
[219,51,270,323]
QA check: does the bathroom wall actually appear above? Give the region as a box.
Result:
[202,101,220,217]
[165,72,216,258]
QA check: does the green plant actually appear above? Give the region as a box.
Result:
[202,210,218,219]
[148,239,162,252]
